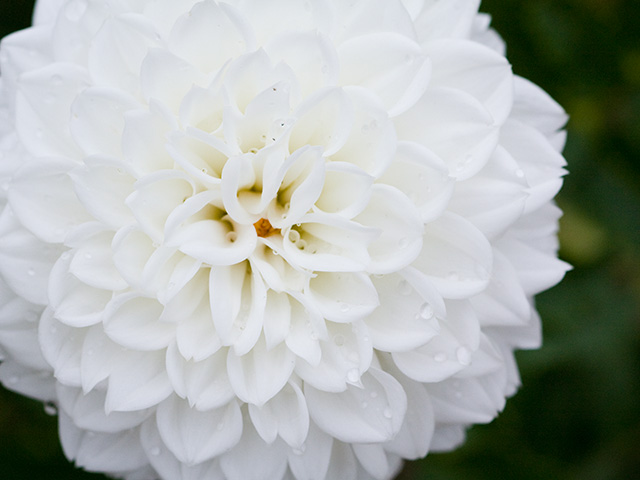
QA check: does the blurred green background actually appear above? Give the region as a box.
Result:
[1,0,639,479]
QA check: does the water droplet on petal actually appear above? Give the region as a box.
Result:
[434,352,447,363]
[454,391,463,399]
[60,252,70,260]
[456,346,471,366]
[84,253,92,260]
[419,303,433,320]
[333,334,345,346]
[8,376,18,384]
[398,237,410,248]
[27,268,35,276]
[382,407,393,419]
[226,231,238,243]
[292,443,306,455]
[44,402,58,416]
[1,183,9,192]
[515,168,525,178]
[216,421,225,431]
[370,391,378,399]
[397,280,412,296]
[347,368,360,383]
[339,302,350,313]
[361,401,368,409]
[288,230,300,243]
[150,447,161,456]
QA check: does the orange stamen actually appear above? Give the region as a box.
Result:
[253,218,280,238]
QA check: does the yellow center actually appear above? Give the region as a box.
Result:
[253,218,280,238]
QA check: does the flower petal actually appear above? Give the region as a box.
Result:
[305,367,407,444]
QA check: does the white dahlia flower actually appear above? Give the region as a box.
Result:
[0,0,570,478]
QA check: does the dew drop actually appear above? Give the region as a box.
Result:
[419,303,433,320]
[272,250,279,256]
[201,167,208,174]
[333,334,345,346]
[398,237,410,249]
[60,252,70,260]
[8,376,18,385]
[27,268,35,276]
[84,253,92,260]
[454,391,463,399]
[216,421,225,431]
[361,401,368,409]
[292,443,306,455]
[321,64,329,74]
[370,391,378,399]
[86,348,94,356]
[44,402,58,416]
[515,168,525,178]
[226,231,238,243]
[150,447,161,456]
[361,124,369,134]
[382,407,393,419]
[309,331,318,341]
[44,93,56,105]
[65,0,87,21]
[397,279,412,296]
[35,129,44,139]
[339,302,350,313]
[1,183,9,192]
[288,230,300,243]
[296,239,307,250]
[456,346,471,366]
[434,352,447,363]
[346,368,360,383]
[447,271,460,281]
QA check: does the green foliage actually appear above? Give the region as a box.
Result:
[1,1,638,479]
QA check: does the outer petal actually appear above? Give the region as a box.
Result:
[305,367,407,444]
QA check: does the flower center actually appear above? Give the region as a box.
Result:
[253,218,280,238]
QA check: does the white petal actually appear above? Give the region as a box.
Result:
[139,48,208,113]
[249,381,309,448]
[105,349,172,412]
[394,86,499,180]
[412,213,493,299]
[220,415,289,480]
[88,15,159,95]
[122,103,177,176]
[305,367,407,443]
[295,321,372,392]
[328,87,397,177]
[69,87,140,157]
[425,39,513,124]
[306,271,379,323]
[15,63,88,157]
[127,170,196,243]
[165,343,233,411]
[57,384,149,433]
[68,230,127,290]
[263,290,292,350]
[38,307,84,386]
[156,395,243,465]
[378,141,454,223]
[287,423,334,480]
[290,87,353,157]
[448,145,528,239]
[0,212,60,305]
[352,443,393,480]
[226,335,294,406]
[338,33,430,116]
[365,272,441,352]
[265,31,339,98]
[70,157,136,229]
[168,1,252,74]
[392,300,480,382]
[413,0,480,43]
[355,185,424,274]
[9,158,91,243]
[315,162,373,218]
[104,294,175,351]
[60,414,149,473]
